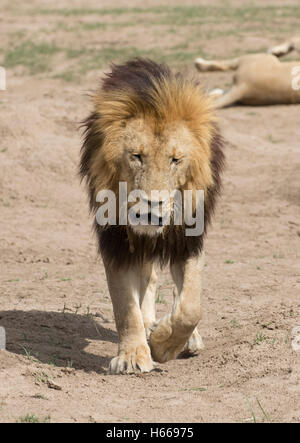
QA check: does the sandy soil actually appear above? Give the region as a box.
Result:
[0,0,299,423]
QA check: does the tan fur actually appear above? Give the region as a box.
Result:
[195,38,300,108]
[80,59,224,373]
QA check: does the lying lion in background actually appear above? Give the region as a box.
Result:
[80,59,225,374]
[269,36,300,58]
[195,36,300,108]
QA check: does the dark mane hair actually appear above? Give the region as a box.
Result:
[80,58,225,268]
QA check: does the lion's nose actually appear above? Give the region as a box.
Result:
[146,212,163,226]
[140,194,167,207]
[141,196,170,220]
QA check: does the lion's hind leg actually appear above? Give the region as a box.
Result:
[195,57,239,72]
[213,84,247,109]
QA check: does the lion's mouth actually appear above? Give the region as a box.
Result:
[128,208,171,236]
[135,212,165,226]
[127,197,172,230]
[130,223,166,237]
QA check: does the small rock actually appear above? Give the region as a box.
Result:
[47,379,62,390]
[61,367,75,375]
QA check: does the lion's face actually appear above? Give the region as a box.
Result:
[120,118,193,235]
[105,117,211,236]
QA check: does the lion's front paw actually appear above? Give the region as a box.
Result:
[178,328,204,358]
[109,344,154,374]
[150,339,181,363]
[149,315,187,363]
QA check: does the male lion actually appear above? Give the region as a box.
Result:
[80,59,225,374]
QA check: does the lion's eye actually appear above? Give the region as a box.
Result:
[171,157,180,165]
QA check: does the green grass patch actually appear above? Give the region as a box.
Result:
[35,372,50,384]
[20,345,40,362]
[245,396,271,423]
[4,41,60,74]
[4,39,208,80]
[231,319,240,328]
[17,414,51,423]
[180,387,207,392]
[6,4,300,81]
[53,71,78,82]
[253,332,268,345]
[71,45,207,77]
[31,394,48,400]
[28,5,300,23]
[267,135,282,144]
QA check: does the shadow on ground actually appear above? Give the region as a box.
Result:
[0,310,118,373]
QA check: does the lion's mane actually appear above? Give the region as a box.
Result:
[80,58,225,268]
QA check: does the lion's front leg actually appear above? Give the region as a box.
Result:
[140,264,157,339]
[149,253,204,363]
[172,287,205,358]
[179,328,205,358]
[104,260,154,374]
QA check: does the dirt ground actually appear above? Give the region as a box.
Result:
[0,0,299,423]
